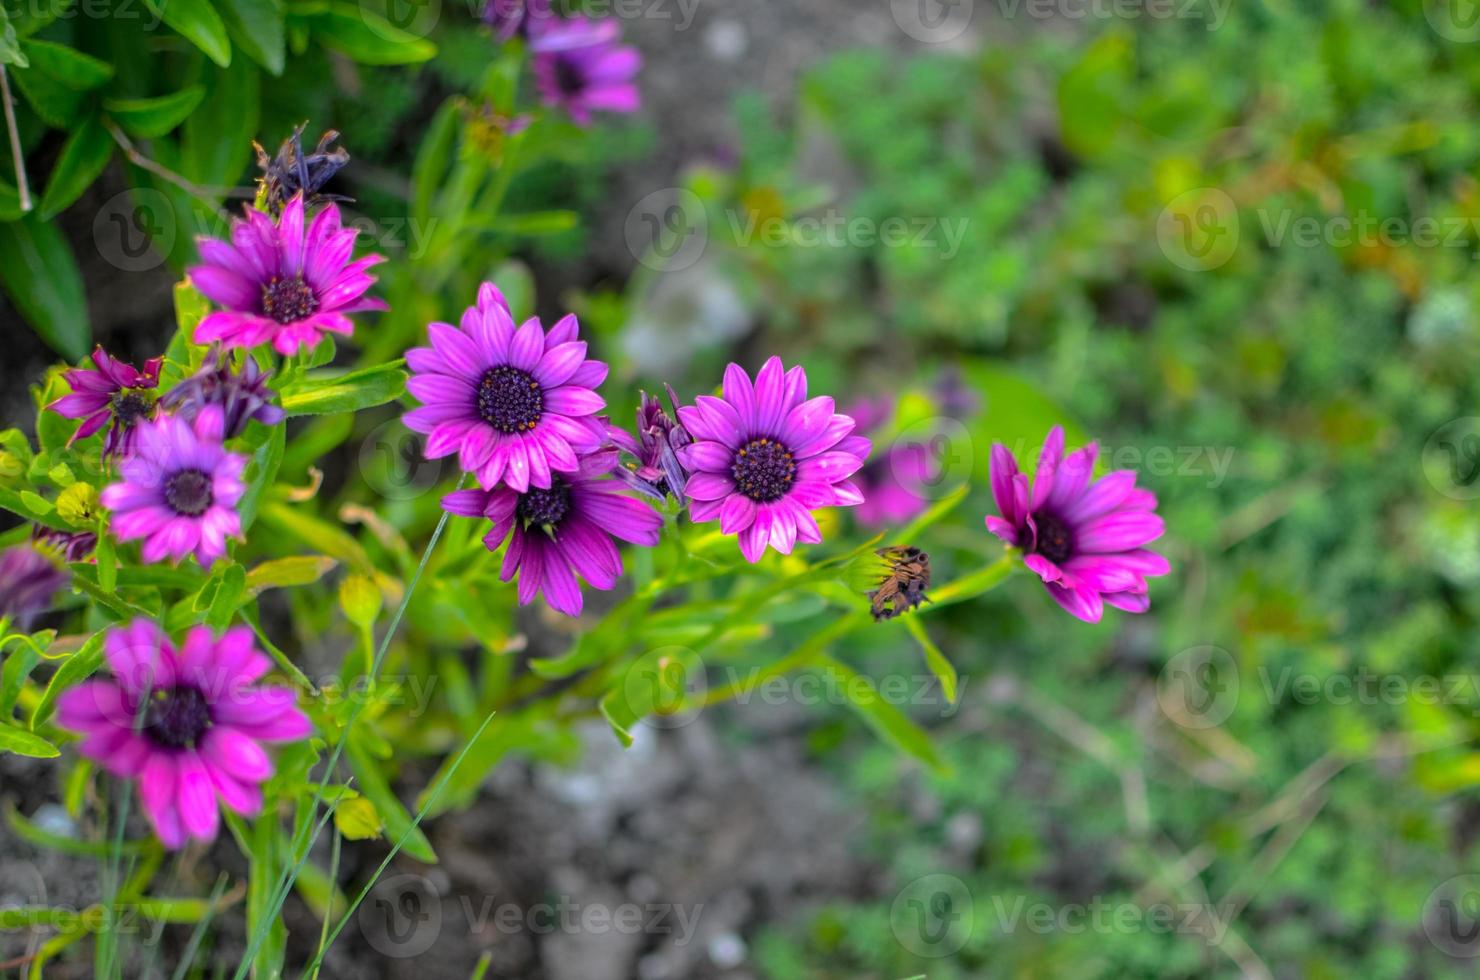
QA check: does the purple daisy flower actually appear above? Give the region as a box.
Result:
[160,348,285,439]
[46,347,162,457]
[403,282,608,493]
[677,357,870,563]
[985,426,1170,623]
[56,619,310,849]
[188,195,386,357]
[0,546,66,629]
[844,397,928,529]
[100,408,246,569]
[443,449,661,616]
[529,17,642,126]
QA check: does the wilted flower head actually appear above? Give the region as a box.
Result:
[100,408,246,569]
[254,124,350,217]
[615,385,691,500]
[161,349,285,439]
[403,282,608,493]
[678,357,870,562]
[32,526,97,563]
[189,195,386,356]
[46,347,162,457]
[529,17,641,126]
[442,449,662,616]
[57,619,310,849]
[484,0,549,41]
[865,546,932,622]
[0,546,66,629]
[986,426,1169,623]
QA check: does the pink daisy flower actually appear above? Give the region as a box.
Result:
[677,357,870,563]
[403,282,609,493]
[442,449,661,616]
[100,408,246,569]
[985,425,1170,623]
[187,195,386,356]
[57,620,310,849]
[45,347,162,457]
[529,17,642,126]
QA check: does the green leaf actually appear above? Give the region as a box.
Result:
[310,4,435,65]
[245,555,338,594]
[332,795,381,840]
[236,420,285,532]
[216,0,284,74]
[144,0,232,67]
[180,56,258,187]
[345,733,436,863]
[31,631,105,729]
[38,114,113,219]
[482,210,580,237]
[20,39,112,88]
[0,6,26,65]
[0,721,58,757]
[902,616,957,704]
[104,86,205,139]
[411,98,458,227]
[0,214,89,360]
[206,562,247,631]
[280,363,407,416]
[816,655,949,775]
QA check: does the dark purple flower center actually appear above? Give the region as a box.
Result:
[165,469,213,517]
[112,389,155,426]
[554,56,586,97]
[731,438,796,503]
[1032,513,1074,565]
[143,685,213,749]
[517,480,570,528]
[477,366,544,433]
[261,276,319,324]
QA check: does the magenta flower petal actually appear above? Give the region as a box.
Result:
[403,283,609,493]
[985,427,1169,622]
[187,197,382,355]
[682,361,867,562]
[444,451,661,617]
[102,410,246,569]
[529,16,642,126]
[56,619,310,850]
[46,347,162,456]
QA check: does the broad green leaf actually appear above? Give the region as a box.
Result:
[0,214,89,359]
[180,57,258,187]
[236,420,285,532]
[280,363,407,416]
[345,734,436,862]
[38,114,113,219]
[411,98,458,227]
[310,4,435,65]
[216,0,284,74]
[245,555,338,594]
[30,631,104,728]
[104,86,205,139]
[0,721,58,757]
[20,39,112,88]
[144,0,231,67]
[482,210,580,236]
[258,500,373,573]
[0,177,22,220]
[206,562,247,630]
